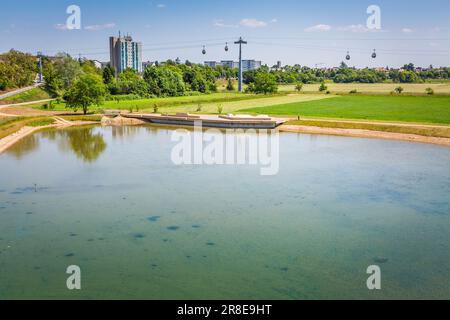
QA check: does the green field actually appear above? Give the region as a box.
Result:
[36,92,258,112]
[240,95,450,125]
[32,93,332,114]
[0,87,50,103]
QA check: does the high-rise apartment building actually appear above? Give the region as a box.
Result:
[109,34,143,75]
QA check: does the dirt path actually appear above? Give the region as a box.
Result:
[0,84,42,100]
[279,125,450,147]
[289,116,450,129]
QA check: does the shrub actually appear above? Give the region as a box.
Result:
[295,83,303,92]
[426,87,434,95]
[349,89,358,94]
[217,104,223,114]
[153,104,159,114]
[319,82,328,92]
[395,86,404,94]
[226,79,235,91]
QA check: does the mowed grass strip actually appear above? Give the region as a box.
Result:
[240,95,450,125]
[35,92,270,112]
[156,93,332,114]
[286,119,450,138]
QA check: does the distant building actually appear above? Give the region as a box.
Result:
[204,60,260,71]
[220,60,239,69]
[109,33,143,75]
[204,61,218,68]
[242,60,262,72]
[142,60,156,69]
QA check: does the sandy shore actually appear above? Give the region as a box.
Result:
[279,125,450,147]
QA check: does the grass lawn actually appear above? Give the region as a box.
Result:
[35,93,255,112]
[240,95,450,125]
[152,93,332,114]
[278,83,450,95]
[0,87,50,103]
[31,92,331,114]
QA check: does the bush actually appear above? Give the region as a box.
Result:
[426,87,434,95]
[217,104,223,114]
[349,89,358,94]
[226,78,235,91]
[153,104,159,114]
[245,71,278,94]
[395,86,404,94]
[319,82,328,92]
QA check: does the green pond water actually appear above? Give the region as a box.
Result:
[0,125,449,300]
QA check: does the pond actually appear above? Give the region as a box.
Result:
[0,125,449,299]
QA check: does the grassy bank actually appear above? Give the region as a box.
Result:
[240,95,450,125]
[285,119,450,138]
[0,116,55,139]
[0,87,50,104]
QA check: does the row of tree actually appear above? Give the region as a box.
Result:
[102,60,235,98]
[255,63,450,84]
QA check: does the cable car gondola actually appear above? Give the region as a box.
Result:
[372,49,377,59]
[346,51,351,61]
[202,46,206,55]
[225,42,229,52]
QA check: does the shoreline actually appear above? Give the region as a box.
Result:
[0,120,98,154]
[2,116,450,154]
[279,125,450,147]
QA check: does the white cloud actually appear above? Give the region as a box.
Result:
[240,18,267,28]
[213,20,238,28]
[304,24,332,32]
[338,24,371,33]
[84,23,116,31]
[270,18,278,23]
[402,28,414,33]
[54,23,69,31]
[157,4,166,9]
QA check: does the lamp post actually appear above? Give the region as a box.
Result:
[37,51,43,83]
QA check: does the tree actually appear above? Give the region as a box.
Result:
[42,62,64,99]
[319,82,328,92]
[295,82,303,92]
[226,78,235,91]
[246,71,278,94]
[64,74,106,114]
[143,66,185,97]
[0,50,37,89]
[102,65,115,84]
[52,53,83,89]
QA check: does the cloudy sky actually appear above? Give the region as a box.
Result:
[1,0,449,68]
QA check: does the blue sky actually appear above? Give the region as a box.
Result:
[1,0,449,67]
